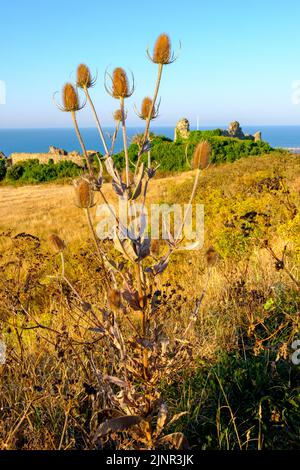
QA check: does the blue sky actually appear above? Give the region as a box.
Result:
[1,0,300,128]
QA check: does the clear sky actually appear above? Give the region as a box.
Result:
[1,0,300,128]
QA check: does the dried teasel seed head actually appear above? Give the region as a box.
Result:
[73,179,95,209]
[62,83,80,112]
[192,141,211,170]
[48,234,66,252]
[112,67,129,98]
[206,246,218,267]
[141,97,154,120]
[113,109,123,122]
[153,33,171,64]
[121,169,134,185]
[76,64,92,89]
[108,289,122,309]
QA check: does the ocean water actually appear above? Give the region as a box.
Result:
[1,125,300,156]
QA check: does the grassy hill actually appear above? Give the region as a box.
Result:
[0,151,299,449]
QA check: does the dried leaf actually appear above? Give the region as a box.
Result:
[113,228,138,261]
[153,260,169,275]
[130,163,144,200]
[122,288,142,310]
[137,238,150,260]
[103,375,128,388]
[93,415,144,441]
[167,411,188,428]
[161,337,170,356]
[136,338,154,350]
[112,179,127,197]
[88,327,105,334]
[158,432,189,450]
[156,403,168,437]
[105,155,119,180]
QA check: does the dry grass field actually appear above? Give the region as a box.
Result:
[0,151,299,449]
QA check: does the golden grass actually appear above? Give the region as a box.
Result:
[0,152,299,449]
[0,173,187,244]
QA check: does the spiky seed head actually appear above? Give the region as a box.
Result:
[112,67,129,98]
[113,109,123,122]
[48,234,66,252]
[62,83,80,112]
[76,64,92,88]
[73,179,94,208]
[108,289,122,309]
[141,97,154,120]
[153,33,171,64]
[206,246,218,266]
[192,141,211,170]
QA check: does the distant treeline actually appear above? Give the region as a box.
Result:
[0,130,274,183]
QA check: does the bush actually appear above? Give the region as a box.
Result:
[187,129,223,143]
[6,163,25,181]
[5,159,82,183]
[113,131,273,172]
[0,158,7,181]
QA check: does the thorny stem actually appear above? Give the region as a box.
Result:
[181,267,212,340]
[134,262,148,379]
[135,63,163,176]
[120,97,130,186]
[84,88,109,155]
[60,252,65,278]
[110,120,121,155]
[174,168,201,245]
[71,111,94,177]
[84,207,111,288]
[147,130,151,169]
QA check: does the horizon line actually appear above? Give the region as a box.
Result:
[1,124,300,130]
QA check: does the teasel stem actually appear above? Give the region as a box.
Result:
[181,267,212,341]
[84,207,110,288]
[134,262,148,379]
[120,97,130,186]
[84,88,109,156]
[174,167,201,245]
[110,120,121,155]
[71,111,94,177]
[147,130,151,168]
[60,252,65,278]
[135,63,163,176]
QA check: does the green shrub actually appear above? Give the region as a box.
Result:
[113,131,273,172]
[0,158,7,181]
[6,163,25,181]
[5,159,82,183]
[151,142,192,171]
[187,129,223,143]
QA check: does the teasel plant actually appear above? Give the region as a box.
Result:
[48,33,212,449]
[76,63,109,157]
[134,96,160,168]
[132,33,180,177]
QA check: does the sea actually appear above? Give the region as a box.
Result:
[1,125,300,156]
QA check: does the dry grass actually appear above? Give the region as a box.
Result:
[0,152,299,449]
[0,173,187,245]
